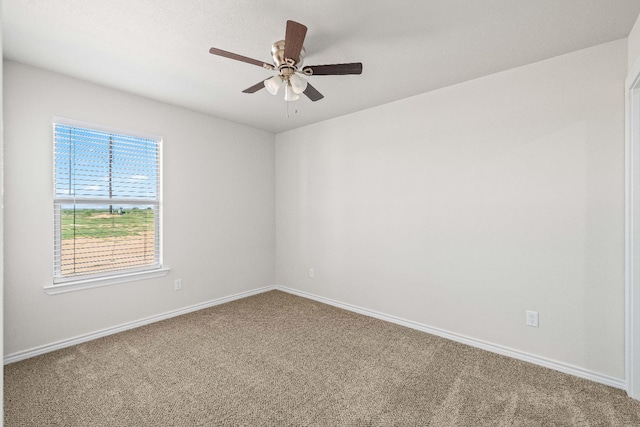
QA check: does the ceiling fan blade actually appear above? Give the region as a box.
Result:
[242,80,267,94]
[284,20,307,64]
[209,47,274,70]
[302,63,363,76]
[303,83,324,102]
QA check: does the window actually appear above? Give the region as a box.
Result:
[53,120,162,286]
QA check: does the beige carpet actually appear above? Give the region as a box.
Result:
[5,290,640,426]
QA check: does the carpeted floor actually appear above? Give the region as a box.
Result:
[5,290,640,426]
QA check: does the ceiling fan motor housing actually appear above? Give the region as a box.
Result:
[271,40,305,69]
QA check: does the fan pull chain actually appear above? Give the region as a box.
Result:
[285,101,299,119]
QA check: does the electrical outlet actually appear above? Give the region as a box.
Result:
[309,268,315,278]
[174,279,182,291]
[526,310,539,327]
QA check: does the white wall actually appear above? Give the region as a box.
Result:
[1,9,5,421]
[629,13,640,71]
[4,61,275,356]
[276,40,627,379]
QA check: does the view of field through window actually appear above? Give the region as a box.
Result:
[58,205,157,276]
[54,123,160,281]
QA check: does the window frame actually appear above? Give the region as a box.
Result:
[47,117,168,294]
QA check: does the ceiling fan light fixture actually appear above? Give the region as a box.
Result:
[289,73,308,94]
[209,20,362,103]
[264,75,283,95]
[284,84,300,101]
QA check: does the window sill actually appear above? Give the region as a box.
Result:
[44,268,171,295]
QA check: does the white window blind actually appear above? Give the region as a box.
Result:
[53,122,161,283]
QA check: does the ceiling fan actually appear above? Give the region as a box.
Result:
[209,20,363,102]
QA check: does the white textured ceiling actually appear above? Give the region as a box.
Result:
[4,1,640,133]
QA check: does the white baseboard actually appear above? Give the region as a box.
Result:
[4,285,277,365]
[5,283,627,392]
[275,285,626,391]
